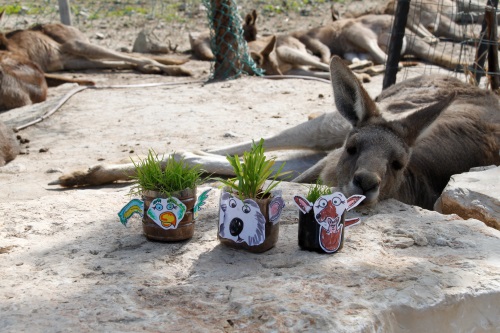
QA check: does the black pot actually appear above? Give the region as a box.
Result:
[298,210,345,254]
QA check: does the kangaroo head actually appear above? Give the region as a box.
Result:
[243,10,258,42]
[248,35,282,75]
[324,56,454,206]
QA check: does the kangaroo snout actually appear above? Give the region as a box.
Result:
[352,170,381,197]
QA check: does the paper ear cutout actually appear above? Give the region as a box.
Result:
[269,192,285,224]
[194,188,211,219]
[118,199,144,226]
[346,195,365,211]
[293,195,313,214]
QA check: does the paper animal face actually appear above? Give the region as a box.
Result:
[294,192,365,253]
[146,197,186,230]
[218,191,285,246]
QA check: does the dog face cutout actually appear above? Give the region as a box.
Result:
[219,191,285,246]
[146,197,187,230]
[293,192,365,253]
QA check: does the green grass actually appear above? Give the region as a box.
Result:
[130,149,204,197]
[217,138,290,200]
[305,179,332,203]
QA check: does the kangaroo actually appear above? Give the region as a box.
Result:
[51,56,500,211]
[190,10,258,61]
[244,10,373,82]
[341,0,482,43]
[0,12,191,77]
[291,14,464,70]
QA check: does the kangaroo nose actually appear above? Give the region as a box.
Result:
[353,171,380,194]
[229,218,244,237]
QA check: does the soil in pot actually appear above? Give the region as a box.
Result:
[142,188,197,242]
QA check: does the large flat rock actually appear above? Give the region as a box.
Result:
[436,166,500,230]
[1,182,499,332]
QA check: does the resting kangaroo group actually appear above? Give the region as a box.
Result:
[3,5,500,212]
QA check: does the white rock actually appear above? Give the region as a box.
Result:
[435,166,500,230]
[0,183,499,332]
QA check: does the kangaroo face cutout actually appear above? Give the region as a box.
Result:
[294,192,365,253]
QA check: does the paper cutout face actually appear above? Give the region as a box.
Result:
[218,191,285,246]
[293,192,365,253]
[146,197,186,230]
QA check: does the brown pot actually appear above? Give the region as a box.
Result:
[218,190,281,253]
[142,187,197,242]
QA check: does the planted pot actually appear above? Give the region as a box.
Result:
[294,192,365,254]
[217,189,285,253]
[118,187,211,242]
[141,188,196,242]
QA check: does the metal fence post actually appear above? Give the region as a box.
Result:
[383,0,410,90]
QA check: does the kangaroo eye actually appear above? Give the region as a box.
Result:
[332,197,342,206]
[391,160,403,171]
[229,199,237,208]
[346,146,357,155]
[242,205,251,214]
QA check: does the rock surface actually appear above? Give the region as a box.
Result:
[1,182,499,332]
[435,166,500,230]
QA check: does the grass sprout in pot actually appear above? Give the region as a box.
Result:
[117,149,210,242]
[294,181,365,254]
[216,139,288,253]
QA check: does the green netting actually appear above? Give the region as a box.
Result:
[202,0,263,81]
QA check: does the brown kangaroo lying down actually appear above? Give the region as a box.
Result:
[52,56,500,210]
[291,14,463,70]
[340,0,483,43]
[0,12,190,77]
[247,34,372,82]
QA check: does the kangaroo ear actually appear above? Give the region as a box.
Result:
[331,5,340,21]
[391,93,456,146]
[245,12,252,26]
[261,35,277,57]
[329,56,379,127]
[251,9,257,24]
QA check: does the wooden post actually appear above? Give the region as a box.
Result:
[383,0,411,90]
[210,0,241,81]
[58,0,72,26]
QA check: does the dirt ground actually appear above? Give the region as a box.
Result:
[0,3,494,331]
